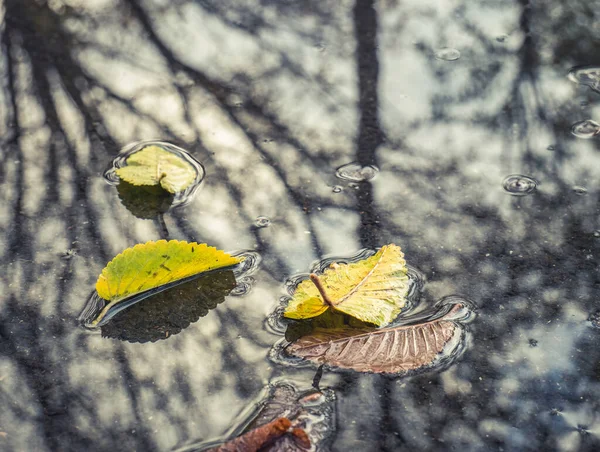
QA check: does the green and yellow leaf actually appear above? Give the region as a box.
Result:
[283,244,409,326]
[115,145,197,193]
[94,240,240,324]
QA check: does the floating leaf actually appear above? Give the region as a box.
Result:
[99,270,236,343]
[104,141,206,209]
[283,244,409,326]
[285,303,470,375]
[195,382,335,452]
[93,240,240,326]
[115,144,198,193]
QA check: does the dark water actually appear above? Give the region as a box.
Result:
[2,0,600,450]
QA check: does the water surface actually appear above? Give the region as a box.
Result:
[1,0,600,451]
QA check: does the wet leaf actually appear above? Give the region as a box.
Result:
[100,270,236,343]
[115,144,197,193]
[206,418,303,452]
[93,240,240,326]
[283,244,409,326]
[196,382,335,452]
[286,304,466,374]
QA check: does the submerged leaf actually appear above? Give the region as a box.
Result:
[286,303,467,374]
[206,418,302,452]
[196,382,335,452]
[93,240,240,326]
[100,270,236,343]
[284,244,409,326]
[115,144,197,193]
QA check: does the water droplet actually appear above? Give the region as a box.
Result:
[496,35,508,43]
[502,175,538,196]
[254,216,271,228]
[571,119,600,139]
[547,145,556,151]
[593,230,600,238]
[332,185,343,193]
[588,310,600,328]
[335,162,379,182]
[435,48,461,61]
[568,66,600,93]
[528,338,538,347]
[573,186,588,195]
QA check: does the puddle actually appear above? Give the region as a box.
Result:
[4,1,600,451]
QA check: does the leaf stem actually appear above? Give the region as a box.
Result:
[309,273,335,309]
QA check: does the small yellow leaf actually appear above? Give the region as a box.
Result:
[284,295,329,319]
[283,244,409,326]
[94,240,240,325]
[115,145,197,193]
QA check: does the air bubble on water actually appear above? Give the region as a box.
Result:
[332,185,343,193]
[573,186,588,195]
[502,174,538,196]
[228,93,244,107]
[528,338,538,347]
[571,119,600,139]
[593,230,600,238]
[568,66,600,93]
[435,48,461,61]
[173,71,194,87]
[254,216,271,228]
[335,162,379,182]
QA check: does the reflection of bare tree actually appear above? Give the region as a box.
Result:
[2,0,600,451]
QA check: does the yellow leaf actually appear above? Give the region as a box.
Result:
[115,145,197,193]
[283,244,409,326]
[93,240,240,325]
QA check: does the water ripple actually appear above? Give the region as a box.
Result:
[502,175,538,196]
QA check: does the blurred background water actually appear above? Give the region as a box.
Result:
[1,0,600,450]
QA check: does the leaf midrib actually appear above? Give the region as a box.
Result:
[332,246,390,307]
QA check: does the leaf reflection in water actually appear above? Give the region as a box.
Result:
[79,270,236,343]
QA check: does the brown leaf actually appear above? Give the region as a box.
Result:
[198,383,334,452]
[286,304,466,374]
[207,418,292,452]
